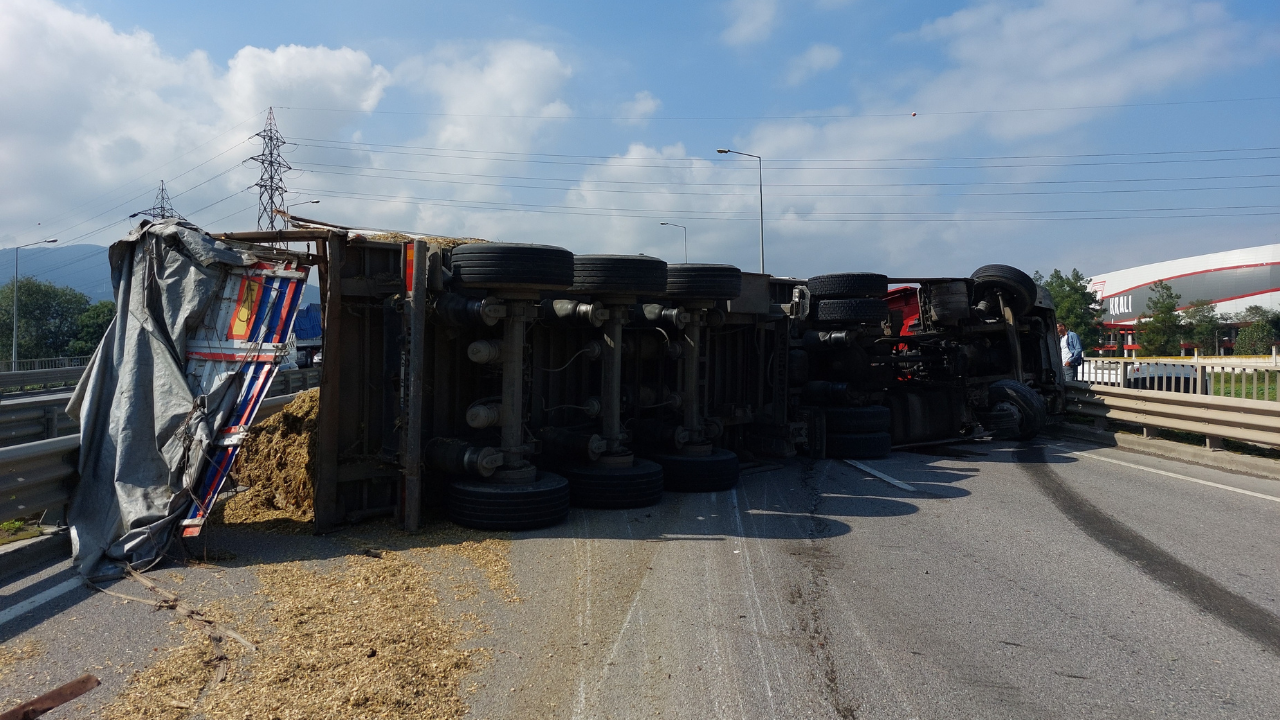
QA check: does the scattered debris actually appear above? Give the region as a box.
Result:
[101,545,494,720]
[0,643,41,680]
[0,515,41,546]
[368,232,487,249]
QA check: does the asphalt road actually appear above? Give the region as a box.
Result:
[468,438,1280,719]
[3,436,1279,719]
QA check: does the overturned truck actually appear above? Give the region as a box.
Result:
[276,225,1064,535]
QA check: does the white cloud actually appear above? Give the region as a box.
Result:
[4,0,1277,285]
[786,43,842,86]
[619,91,662,124]
[913,0,1257,138]
[712,0,1279,278]
[0,0,393,244]
[722,0,778,46]
[366,42,575,236]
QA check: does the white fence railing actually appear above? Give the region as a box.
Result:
[1078,357,1280,401]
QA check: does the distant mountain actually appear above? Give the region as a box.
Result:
[0,242,320,305]
[0,244,113,301]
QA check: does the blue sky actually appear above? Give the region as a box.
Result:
[2,0,1278,285]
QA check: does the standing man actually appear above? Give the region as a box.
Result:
[1058,322,1083,381]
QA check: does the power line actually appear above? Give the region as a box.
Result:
[275,95,1280,121]
[292,136,1280,163]
[6,110,266,247]
[292,166,1280,199]
[291,162,1280,189]
[130,181,184,221]
[289,141,1280,170]
[251,108,290,231]
[293,185,1280,222]
[292,187,1280,223]
[188,187,255,218]
[205,204,257,228]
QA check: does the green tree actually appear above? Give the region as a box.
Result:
[1181,299,1223,354]
[1233,305,1280,333]
[1234,322,1276,355]
[0,278,92,361]
[1033,268,1103,350]
[1134,280,1182,357]
[68,300,116,356]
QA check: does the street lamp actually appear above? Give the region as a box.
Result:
[12,238,57,366]
[717,148,764,274]
[285,200,320,228]
[660,222,688,263]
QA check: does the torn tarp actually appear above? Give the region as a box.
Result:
[67,219,312,576]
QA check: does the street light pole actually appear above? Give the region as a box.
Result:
[12,238,57,367]
[717,148,764,274]
[660,222,688,263]
[284,200,321,229]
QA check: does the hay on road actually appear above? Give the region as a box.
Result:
[224,389,318,529]
[102,549,489,720]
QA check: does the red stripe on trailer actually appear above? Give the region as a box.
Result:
[270,280,300,343]
[235,367,273,427]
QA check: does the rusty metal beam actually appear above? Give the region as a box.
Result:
[0,674,99,720]
[402,240,428,532]
[314,230,346,533]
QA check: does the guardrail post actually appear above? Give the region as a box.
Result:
[1142,426,1157,439]
[43,406,59,439]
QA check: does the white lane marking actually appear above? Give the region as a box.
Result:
[600,524,647,679]
[1061,448,1280,504]
[844,459,918,492]
[0,577,83,627]
[729,486,780,716]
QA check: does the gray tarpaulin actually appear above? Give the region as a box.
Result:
[67,219,255,577]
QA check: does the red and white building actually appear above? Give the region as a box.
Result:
[1088,244,1280,356]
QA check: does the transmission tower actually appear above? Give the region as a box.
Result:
[252,107,291,231]
[131,181,184,220]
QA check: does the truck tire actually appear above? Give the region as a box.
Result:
[987,379,1047,440]
[648,448,740,492]
[817,298,889,324]
[665,264,742,300]
[971,264,1037,318]
[450,243,575,291]
[925,280,971,324]
[825,406,891,434]
[977,404,1020,438]
[807,273,888,299]
[826,431,892,459]
[559,459,665,509]
[446,472,571,530]
[571,255,668,295]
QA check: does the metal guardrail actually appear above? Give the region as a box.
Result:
[0,369,319,449]
[0,370,320,526]
[0,392,76,449]
[0,435,80,527]
[1065,380,1280,449]
[0,362,319,395]
[0,366,86,392]
[0,356,92,374]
